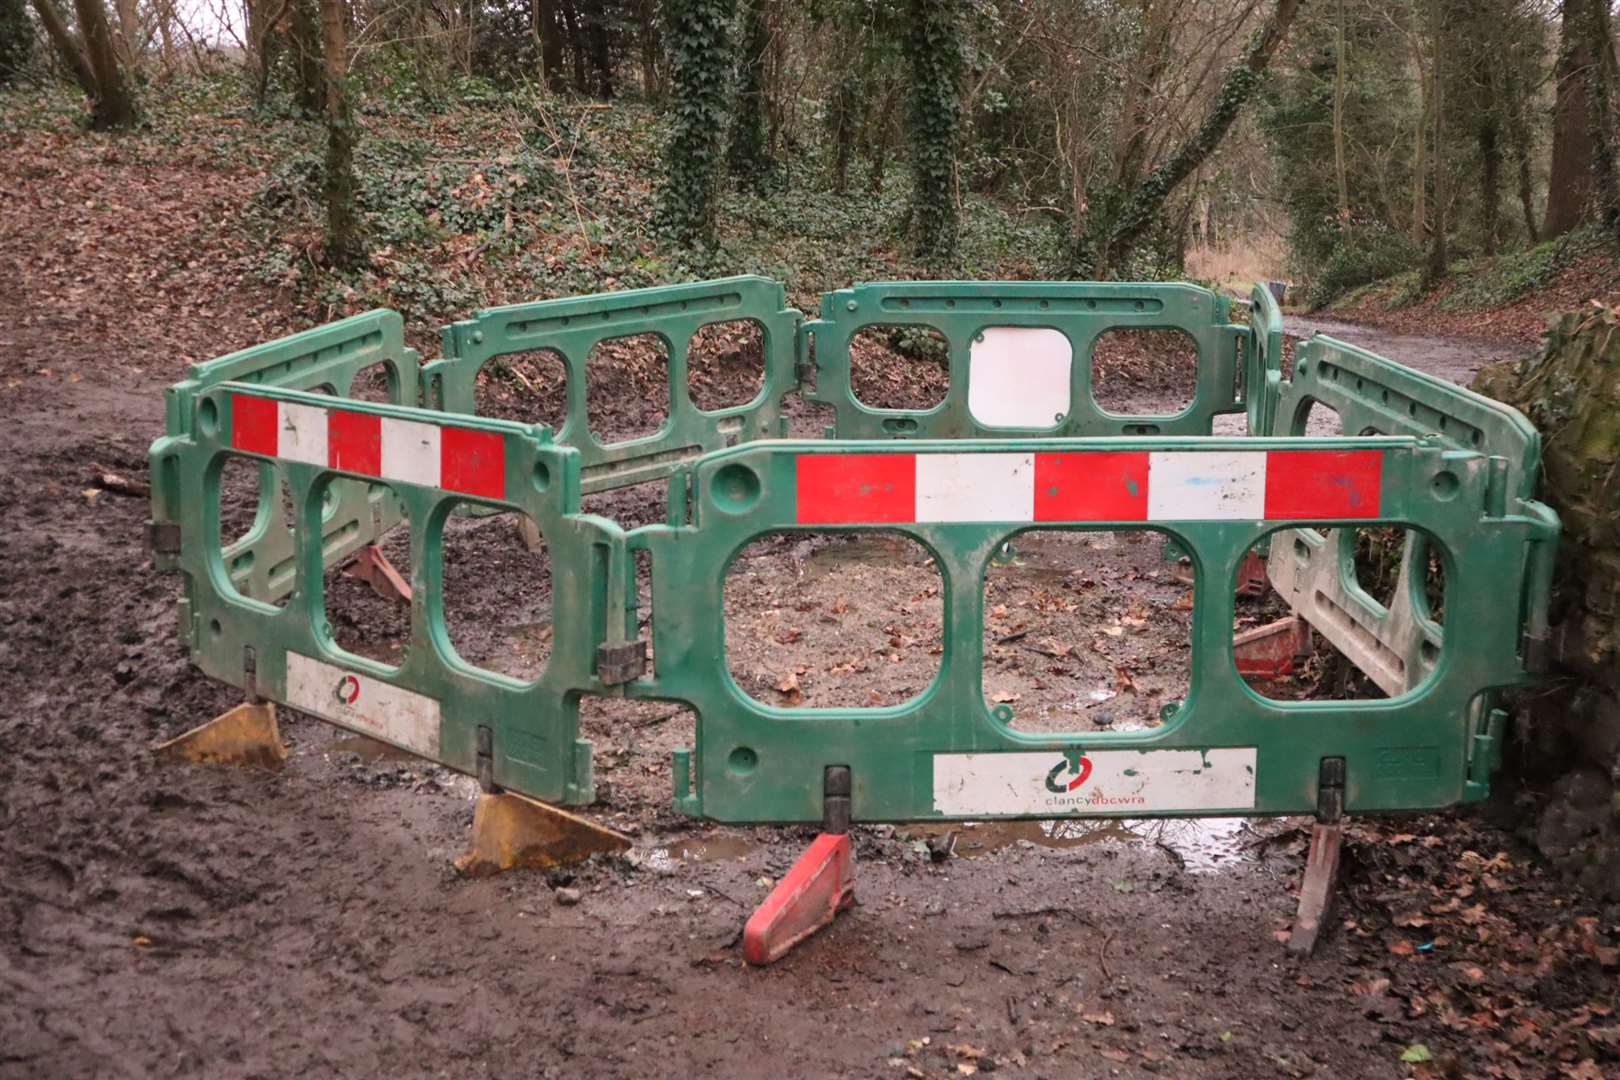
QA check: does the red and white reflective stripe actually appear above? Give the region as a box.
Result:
[795,449,1383,525]
[228,392,506,500]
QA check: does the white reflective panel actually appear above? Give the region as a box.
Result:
[967,327,1073,428]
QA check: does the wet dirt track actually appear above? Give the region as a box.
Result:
[3,289,1612,1080]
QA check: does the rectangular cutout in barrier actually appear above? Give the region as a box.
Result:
[850,324,950,410]
[724,531,944,710]
[1091,327,1201,417]
[983,529,1192,735]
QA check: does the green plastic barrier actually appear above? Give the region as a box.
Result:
[427,276,800,494]
[802,281,1246,439]
[148,278,1558,827]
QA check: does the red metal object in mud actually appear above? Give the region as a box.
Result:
[1234,615,1312,678]
[344,543,412,603]
[1173,549,1269,594]
[743,833,856,965]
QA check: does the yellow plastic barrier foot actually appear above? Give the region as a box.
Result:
[453,792,630,878]
[155,701,288,769]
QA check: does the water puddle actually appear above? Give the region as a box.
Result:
[330,733,419,762]
[900,816,1257,873]
[639,834,758,873]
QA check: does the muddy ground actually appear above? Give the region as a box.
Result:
[3,211,1618,1080]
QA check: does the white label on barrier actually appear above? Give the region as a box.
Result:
[284,651,441,759]
[967,326,1073,428]
[932,748,1257,815]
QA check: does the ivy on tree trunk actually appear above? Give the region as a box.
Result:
[903,0,963,261]
[655,0,736,248]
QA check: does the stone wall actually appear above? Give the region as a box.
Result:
[1475,306,1620,898]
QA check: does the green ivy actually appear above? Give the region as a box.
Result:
[656,0,737,248]
[904,0,964,261]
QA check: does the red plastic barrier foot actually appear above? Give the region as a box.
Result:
[743,833,855,966]
[1287,821,1343,955]
[1234,615,1312,678]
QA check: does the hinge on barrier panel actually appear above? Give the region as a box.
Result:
[243,646,259,704]
[1316,757,1345,824]
[1522,631,1551,674]
[823,765,851,835]
[147,519,181,555]
[794,324,816,392]
[476,724,497,793]
[596,639,648,685]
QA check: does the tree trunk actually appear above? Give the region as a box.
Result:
[1580,0,1620,242]
[290,0,324,116]
[320,0,360,268]
[31,0,99,98]
[635,0,661,99]
[560,0,587,94]
[0,0,36,85]
[1504,54,1539,243]
[1412,48,1428,242]
[727,0,771,185]
[1091,0,1303,277]
[1480,116,1501,257]
[1113,0,1174,194]
[654,0,736,247]
[538,0,564,91]
[1424,0,1447,285]
[868,84,896,195]
[112,0,138,69]
[583,0,613,98]
[1545,0,1595,239]
[903,0,963,259]
[1332,0,1350,220]
[72,0,137,129]
[828,71,858,193]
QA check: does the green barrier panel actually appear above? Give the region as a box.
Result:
[1244,282,1286,438]
[1263,334,1559,696]
[627,435,1550,823]
[149,381,623,803]
[148,279,1559,831]
[427,276,800,495]
[802,281,1246,439]
[150,311,421,604]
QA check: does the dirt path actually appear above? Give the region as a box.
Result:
[3,276,1614,1079]
[1284,314,1529,387]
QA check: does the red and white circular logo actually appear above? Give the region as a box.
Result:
[334,674,361,706]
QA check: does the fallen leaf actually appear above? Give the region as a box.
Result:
[775,671,802,704]
[1080,1009,1115,1026]
[1399,1044,1432,1063]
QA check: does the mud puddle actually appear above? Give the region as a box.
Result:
[637,833,759,872]
[329,733,421,763]
[899,816,1262,872]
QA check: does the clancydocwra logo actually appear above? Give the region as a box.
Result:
[333,674,361,706]
[1044,750,1093,793]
